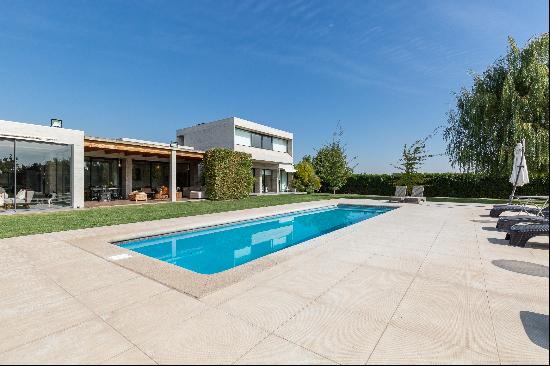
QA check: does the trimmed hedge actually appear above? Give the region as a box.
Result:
[341,173,549,199]
[203,148,255,200]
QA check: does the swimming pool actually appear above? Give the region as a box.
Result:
[118,204,394,274]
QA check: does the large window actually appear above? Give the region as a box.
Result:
[0,139,15,201]
[84,157,122,200]
[273,137,288,153]
[1,138,72,209]
[234,128,251,147]
[235,128,288,153]
[132,161,170,191]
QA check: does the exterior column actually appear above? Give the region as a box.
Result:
[255,168,262,193]
[274,168,280,193]
[122,157,133,198]
[170,150,177,202]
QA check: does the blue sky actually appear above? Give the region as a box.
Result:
[1,0,548,173]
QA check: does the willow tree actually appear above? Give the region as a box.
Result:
[444,33,549,175]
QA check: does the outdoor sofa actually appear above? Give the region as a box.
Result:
[4,190,34,208]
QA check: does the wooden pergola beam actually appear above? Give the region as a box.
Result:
[84,138,203,160]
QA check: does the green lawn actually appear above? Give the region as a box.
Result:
[0,194,504,239]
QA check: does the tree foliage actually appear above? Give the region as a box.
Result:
[392,129,439,191]
[444,33,549,175]
[292,156,321,193]
[313,125,355,194]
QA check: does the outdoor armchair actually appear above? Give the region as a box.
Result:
[389,186,407,203]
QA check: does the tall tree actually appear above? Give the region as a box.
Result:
[444,33,549,175]
[293,156,321,194]
[313,125,355,194]
[393,129,439,191]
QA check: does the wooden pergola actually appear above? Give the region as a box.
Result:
[84,137,203,202]
[84,137,203,160]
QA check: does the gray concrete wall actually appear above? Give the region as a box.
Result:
[0,119,85,208]
[176,118,234,151]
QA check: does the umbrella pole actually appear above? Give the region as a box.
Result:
[509,138,526,204]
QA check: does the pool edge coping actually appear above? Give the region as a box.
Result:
[63,199,402,299]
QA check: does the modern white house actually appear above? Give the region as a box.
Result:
[1,116,295,211]
[177,117,295,194]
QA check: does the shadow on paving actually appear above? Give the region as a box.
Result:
[487,237,549,250]
[492,260,549,278]
[520,311,549,350]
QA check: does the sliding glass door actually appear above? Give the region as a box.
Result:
[15,140,72,208]
[1,138,72,210]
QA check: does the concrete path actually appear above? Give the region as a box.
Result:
[0,199,548,364]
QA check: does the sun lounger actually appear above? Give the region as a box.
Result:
[490,196,548,217]
[508,222,549,247]
[498,216,548,233]
[389,186,407,203]
[404,186,426,204]
[490,204,545,217]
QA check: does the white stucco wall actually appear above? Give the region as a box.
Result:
[176,117,294,165]
[0,119,85,208]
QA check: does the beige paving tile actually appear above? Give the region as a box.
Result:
[104,290,206,345]
[390,277,498,357]
[367,324,500,364]
[0,272,71,322]
[236,334,336,365]
[317,265,413,322]
[0,318,133,364]
[0,297,96,353]
[43,256,139,295]
[76,276,170,316]
[219,285,311,332]
[100,347,156,365]
[363,253,424,274]
[488,292,549,365]
[275,302,387,364]
[262,261,356,300]
[138,308,268,364]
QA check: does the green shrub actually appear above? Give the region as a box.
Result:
[342,173,549,198]
[203,148,255,200]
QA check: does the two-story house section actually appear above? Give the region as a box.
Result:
[176,117,295,194]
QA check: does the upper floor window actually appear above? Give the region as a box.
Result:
[273,137,288,153]
[235,128,288,153]
[235,128,251,147]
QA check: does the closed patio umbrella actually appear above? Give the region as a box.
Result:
[509,140,529,203]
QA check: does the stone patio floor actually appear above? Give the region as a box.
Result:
[0,199,548,364]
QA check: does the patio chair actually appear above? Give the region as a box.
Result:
[0,192,7,209]
[4,190,35,208]
[490,196,548,217]
[389,186,407,202]
[496,208,549,232]
[404,186,426,204]
[508,222,549,247]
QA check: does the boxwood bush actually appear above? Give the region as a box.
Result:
[341,173,549,199]
[203,148,255,200]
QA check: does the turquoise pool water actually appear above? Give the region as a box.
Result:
[119,204,394,274]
